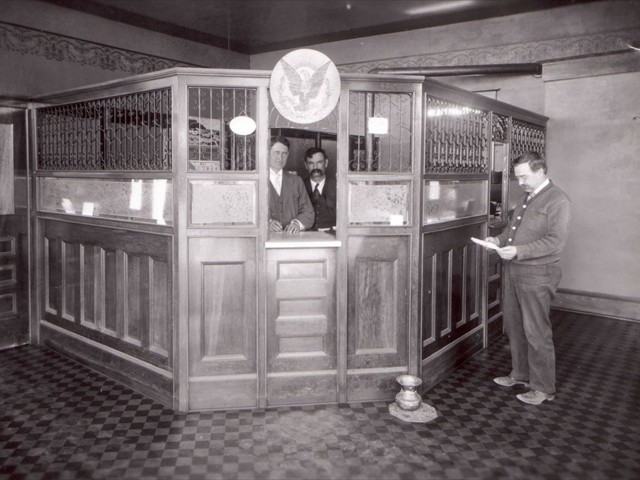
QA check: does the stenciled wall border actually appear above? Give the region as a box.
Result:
[0,21,198,75]
[338,29,640,73]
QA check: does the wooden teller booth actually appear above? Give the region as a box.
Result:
[26,65,547,412]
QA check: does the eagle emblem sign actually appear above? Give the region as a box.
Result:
[270,49,341,124]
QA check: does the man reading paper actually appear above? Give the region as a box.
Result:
[484,152,571,405]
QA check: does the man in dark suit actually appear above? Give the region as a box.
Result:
[268,136,315,234]
[302,147,336,233]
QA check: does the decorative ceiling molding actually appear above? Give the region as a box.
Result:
[0,22,198,74]
[338,29,640,73]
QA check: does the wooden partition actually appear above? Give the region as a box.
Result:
[338,76,424,402]
[40,219,173,404]
[29,68,546,411]
[31,72,179,407]
[419,80,547,389]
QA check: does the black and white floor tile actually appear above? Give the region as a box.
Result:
[1,310,639,480]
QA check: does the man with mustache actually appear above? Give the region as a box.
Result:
[302,147,336,235]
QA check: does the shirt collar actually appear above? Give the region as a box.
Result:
[311,178,326,189]
[532,178,550,196]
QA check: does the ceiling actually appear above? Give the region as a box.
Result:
[46,0,594,55]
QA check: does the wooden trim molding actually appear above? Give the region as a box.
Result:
[41,320,172,378]
[338,28,640,73]
[0,21,197,74]
[0,124,14,215]
[553,289,640,323]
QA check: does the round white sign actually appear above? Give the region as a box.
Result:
[270,49,341,124]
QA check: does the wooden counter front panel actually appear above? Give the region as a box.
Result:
[41,220,171,364]
[188,237,257,410]
[266,248,337,406]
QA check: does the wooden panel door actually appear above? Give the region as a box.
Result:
[0,113,29,351]
[266,247,337,406]
[421,223,484,386]
[188,237,257,410]
[347,235,410,400]
[339,78,423,402]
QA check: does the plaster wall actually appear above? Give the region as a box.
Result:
[0,46,126,99]
[0,0,249,98]
[444,74,546,116]
[546,71,640,298]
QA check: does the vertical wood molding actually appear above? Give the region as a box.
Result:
[441,250,452,336]
[0,124,14,215]
[148,257,170,357]
[116,249,126,339]
[423,255,436,346]
[457,245,468,328]
[139,255,150,350]
[95,247,106,331]
[79,244,86,325]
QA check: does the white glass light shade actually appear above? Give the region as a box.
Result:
[229,116,257,136]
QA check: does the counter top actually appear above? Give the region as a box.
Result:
[265,231,341,249]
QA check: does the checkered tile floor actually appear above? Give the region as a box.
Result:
[1,310,639,480]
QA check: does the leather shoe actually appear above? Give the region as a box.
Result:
[517,390,555,405]
[493,376,529,388]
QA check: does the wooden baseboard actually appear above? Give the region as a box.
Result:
[40,321,174,407]
[552,289,640,323]
[420,328,484,392]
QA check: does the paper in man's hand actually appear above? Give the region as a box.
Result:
[471,237,501,251]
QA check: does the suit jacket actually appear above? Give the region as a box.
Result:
[304,177,337,230]
[269,172,315,230]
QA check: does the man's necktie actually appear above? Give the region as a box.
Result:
[313,184,321,203]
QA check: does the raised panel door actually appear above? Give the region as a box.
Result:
[188,237,257,409]
[346,235,410,400]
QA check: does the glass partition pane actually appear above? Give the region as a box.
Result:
[188,87,257,171]
[423,179,487,224]
[38,177,172,225]
[189,180,256,226]
[490,142,508,225]
[348,180,411,225]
